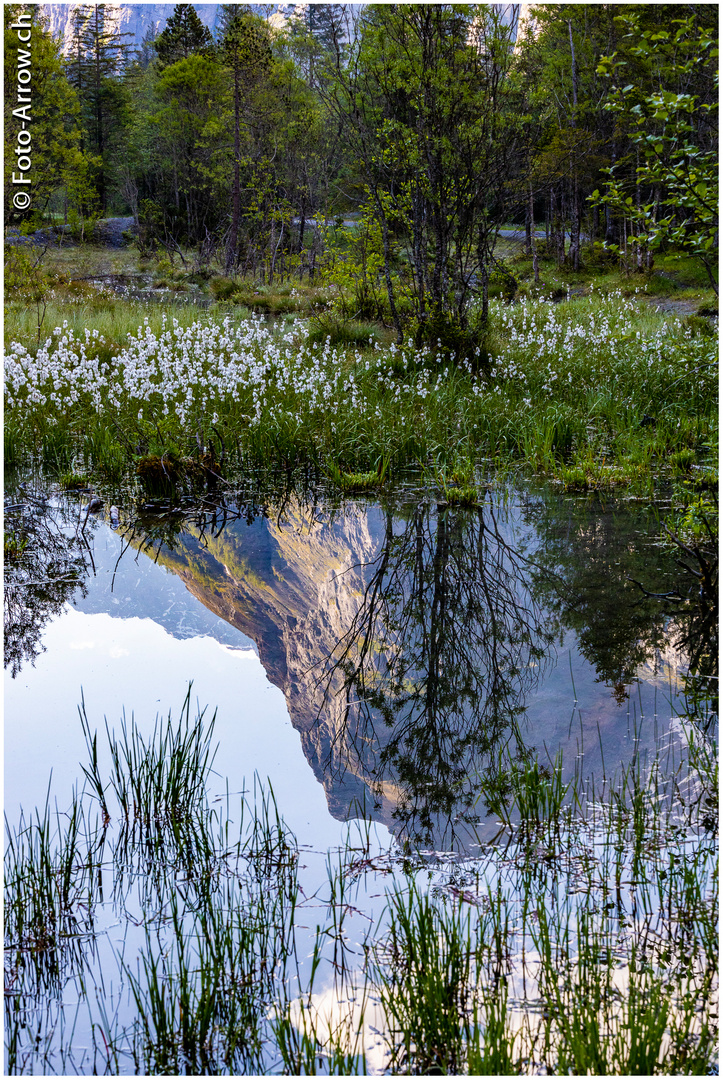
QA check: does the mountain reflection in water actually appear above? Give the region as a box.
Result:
[6,482,715,850]
[86,486,712,851]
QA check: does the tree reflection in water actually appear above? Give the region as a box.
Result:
[316,500,558,850]
[4,490,91,678]
[6,482,716,851]
[522,492,718,730]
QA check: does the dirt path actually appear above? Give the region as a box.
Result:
[93,217,136,247]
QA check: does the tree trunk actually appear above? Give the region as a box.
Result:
[298,197,306,255]
[529,183,539,284]
[569,179,581,271]
[635,148,643,271]
[374,192,402,341]
[226,63,241,275]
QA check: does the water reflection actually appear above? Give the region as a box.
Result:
[6,481,714,850]
[314,501,557,849]
[4,489,92,677]
[524,493,718,727]
[112,487,711,849]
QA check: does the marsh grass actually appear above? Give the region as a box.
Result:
[4,783,104,1002]
[327,456,389,492]
[79,687,217,825]
[5,282,717,492]
[4,690,718,1075]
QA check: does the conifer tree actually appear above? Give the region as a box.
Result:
[154,4,213,69]
[67,4,134,211]
[4,5,84,223]
[219,5,272,272]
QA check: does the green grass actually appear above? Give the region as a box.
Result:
[4,242,718,497]
[327,456,389,491]
[4,784,103,999]
[79,686,217,825]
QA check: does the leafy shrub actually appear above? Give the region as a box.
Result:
[306,314,379,348]
[684,314,717,338]
[414,308,488,371]
[696,301,718,317]
[210,277,239,301]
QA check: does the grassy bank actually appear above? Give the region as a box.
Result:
[5,693,717,1074]
[4,283,717,497]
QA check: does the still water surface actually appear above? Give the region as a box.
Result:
[6,483,691,848]
[5,478,713,1072]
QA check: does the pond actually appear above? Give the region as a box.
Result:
[4,477,717,1074]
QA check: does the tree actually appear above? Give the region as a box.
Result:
[66,4,134,212]
[219,5,272,273]
[153,4,213,69]
[322,4,528,353]
[4,5,86,225]
[148,54,227,243]
[282,3,346,88]
[591,12,718,291]
[519,5,629,270]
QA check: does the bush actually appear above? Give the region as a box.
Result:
[414,309,489,372]
[306,313,380,348]
[696,301,718,317]
[684,314,717,338]
[209,277,239,301]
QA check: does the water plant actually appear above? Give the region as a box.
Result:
[4,289,716,490]
[79,687,217,826]
[327,456,389,492]
[4,683,717,1075]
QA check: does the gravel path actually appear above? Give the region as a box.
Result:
[93,217,136,247]
[6,216,136,248]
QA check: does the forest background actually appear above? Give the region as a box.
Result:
[3,2,718,503]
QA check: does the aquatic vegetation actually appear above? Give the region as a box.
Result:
[4,686,717,1074]
[3,289,716,487]
[79,688,217,826]
[327,456,389,492]
[442,484,481,507]
[57,471,88,490]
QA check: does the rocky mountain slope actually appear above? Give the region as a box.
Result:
[41,4,221,54]
[40,3,525,54]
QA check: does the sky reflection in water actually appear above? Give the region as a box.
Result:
[5,486,693,855]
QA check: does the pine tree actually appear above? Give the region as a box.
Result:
[307,3,342,54]
[4,5,84,223]
[154,4,213,69]
[67,5,134,212]
[219,5,272,272]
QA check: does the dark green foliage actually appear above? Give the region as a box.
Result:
[684,314,717,338]
[209,275,239,300]
[65,4,134,212]
[135,452,184,496]
[414,308,489,372]
[306,313,380,348]
[153,4,213,68]
[219,5,272,82]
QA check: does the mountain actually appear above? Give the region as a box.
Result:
[40,3,525,56]
[40,4,222,55]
